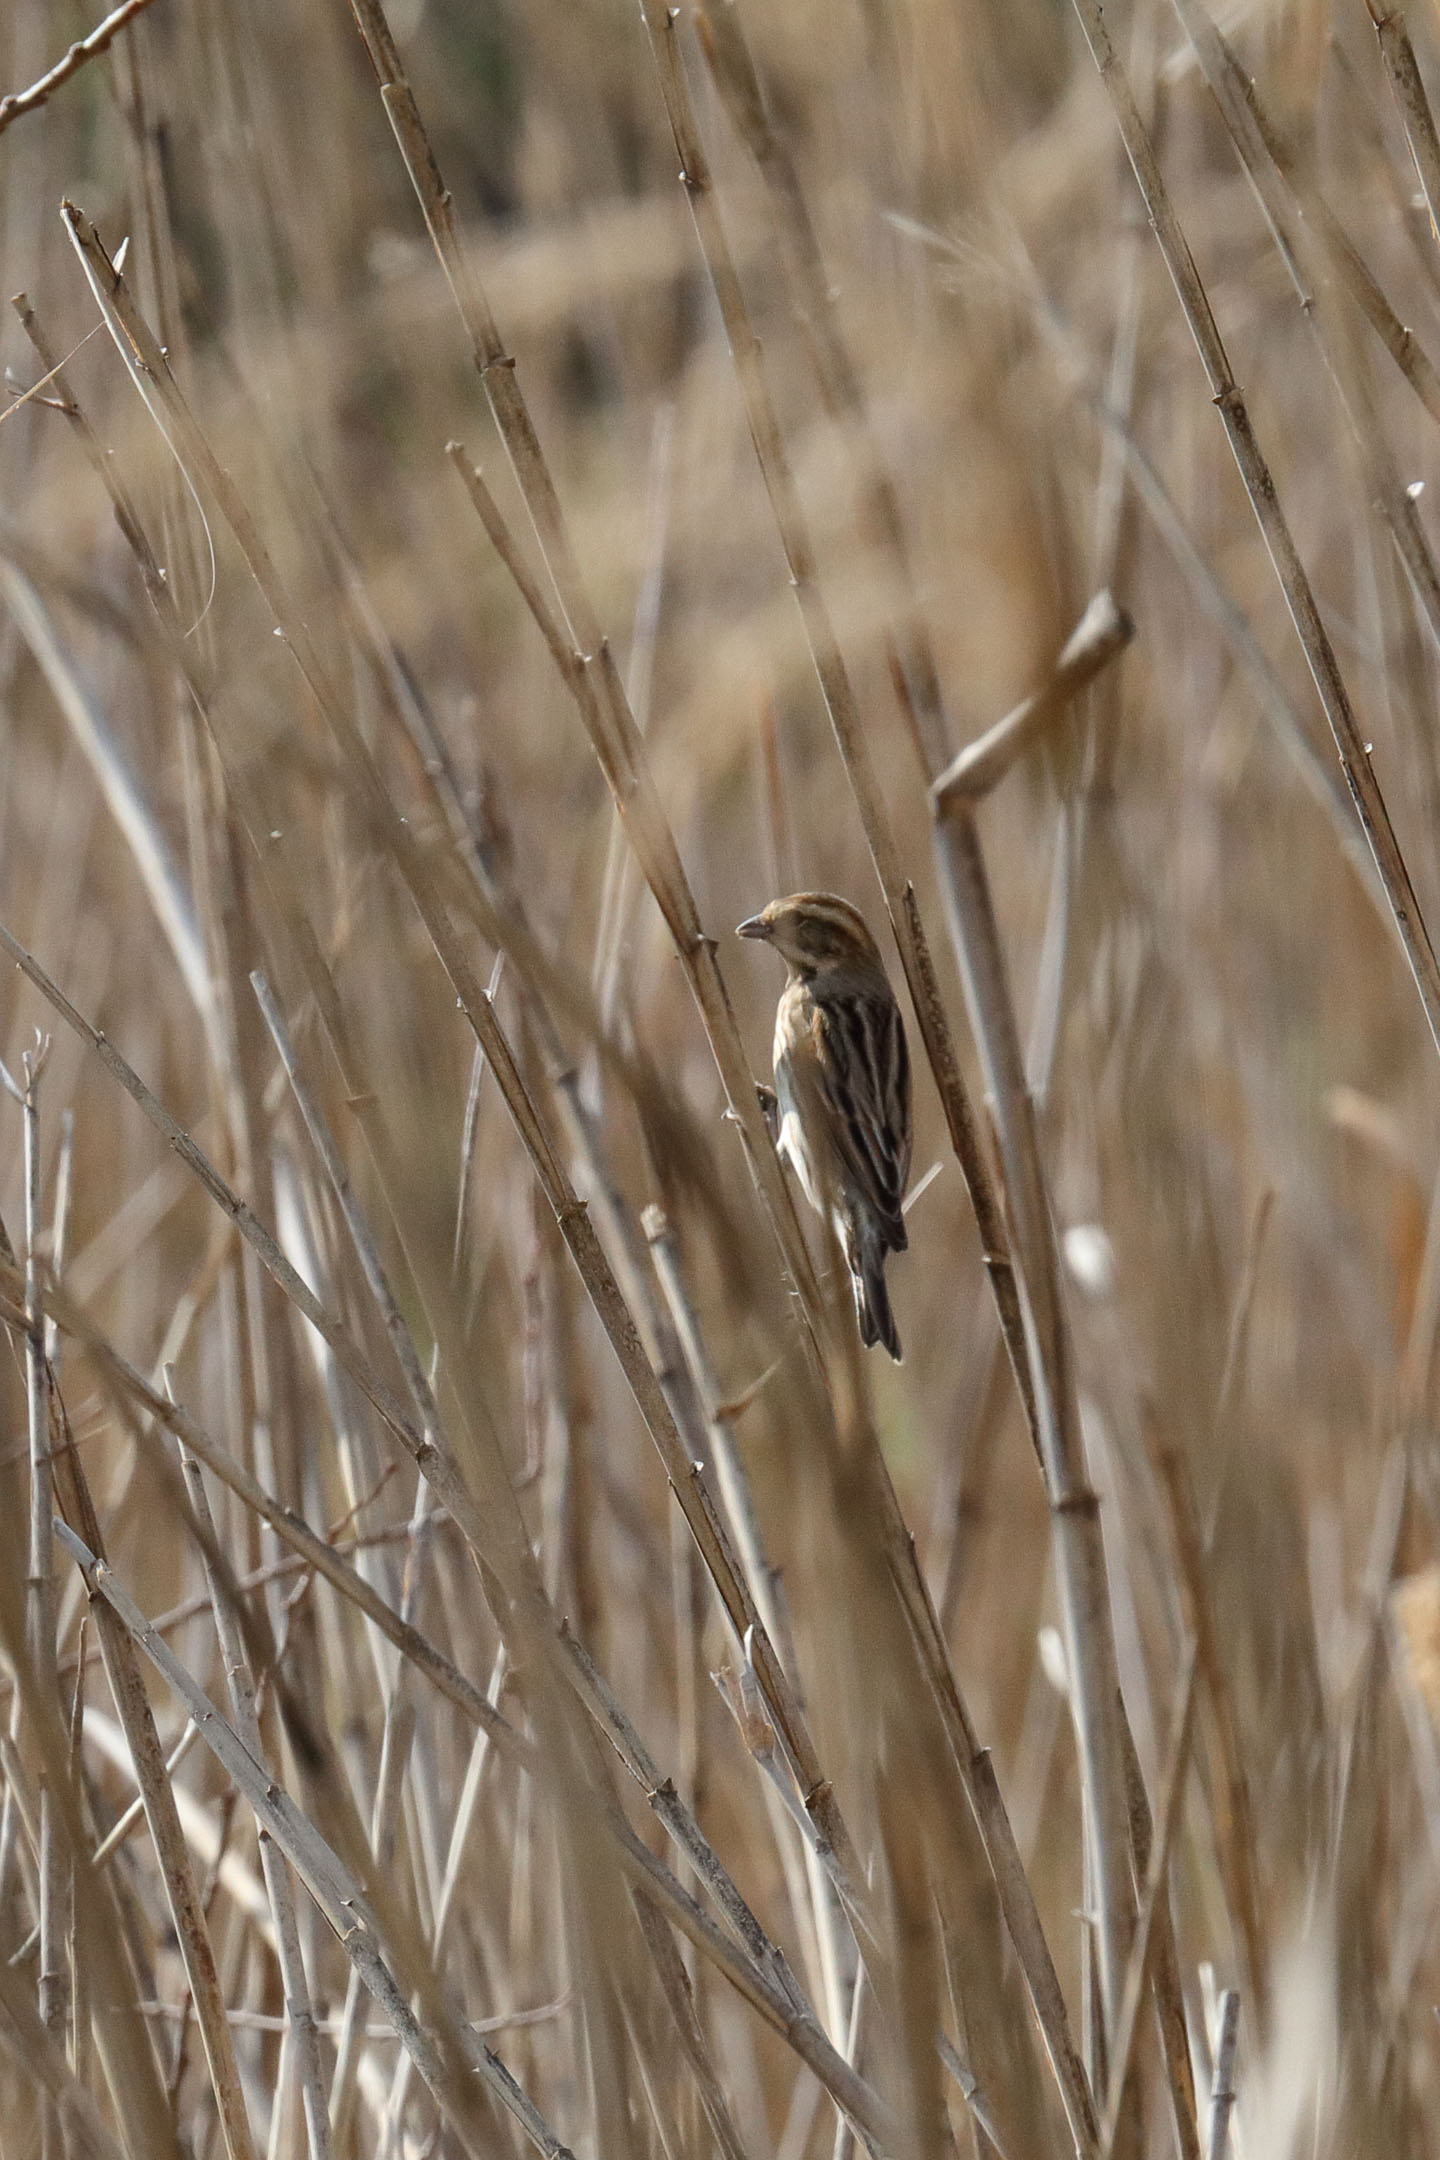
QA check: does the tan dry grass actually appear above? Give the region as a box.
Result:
[3,0,1440,2153]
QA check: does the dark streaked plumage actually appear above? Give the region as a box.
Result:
[738,892,912,1359]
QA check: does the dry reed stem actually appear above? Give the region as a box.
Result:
[930,610,1138,2060]
[0,1956,125,2160]
[1368,4,1440,259]
[256,921,854,2125]
[1097,1645,1198,2159]
[642,1203,854,2043]
[52,1521,573,2160]
[0,1041,66,2057]
[174,1437,331,2160]
[45,1398,257,2160]
[342,0,827,1349]
[694,0,950,777]
[1071,0,1440,1063]
[0,0,165,135]
[1022,268,1381,895]
[1165,0,1440,674]
[1204,1992,1240,2160]
[1118,1718,1201,2160]
[1229,87,1440,432]
[637,1,1038,1455]
[3,1254,896,2149]
[1144,1421,1268,2040]
[59,208,869,1935]
[933,595,1133,806]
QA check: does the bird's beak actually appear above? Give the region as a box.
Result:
[736,914,771,941]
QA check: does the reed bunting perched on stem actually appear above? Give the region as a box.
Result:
[738,892,912,1359]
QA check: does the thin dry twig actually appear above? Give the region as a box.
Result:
[1071,0,1440,1063]
[0,0,165,136]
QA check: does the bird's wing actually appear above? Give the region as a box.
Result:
[811,982,912,1245]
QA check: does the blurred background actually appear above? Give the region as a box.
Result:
[4,0,1440,2152]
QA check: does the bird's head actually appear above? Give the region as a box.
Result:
[736,892,883,979]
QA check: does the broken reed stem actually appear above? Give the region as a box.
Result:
[60,210,872,1935]
[932,593,1133,805]
[930,610,1139,2057]
[0,1041,67,2053]
[52,1522,574,2160]
[343,0,827,1353]
[174,1436,332,2160]
[1070,0,1440,1065]
[636,1,1039,1456]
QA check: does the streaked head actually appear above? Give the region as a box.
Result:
[736,891,883,977]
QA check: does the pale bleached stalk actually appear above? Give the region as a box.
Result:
[42,1408,257,2160]
[251,971,439,1448]
[256,902,866,2078]
[642,1204,860,2044]
[0,1439,178,2156]
[643,1205,798,1680]
[1,1257,898,2151]
[1205,1993,1240,2160]
[931,595,1141,2062]
[932,596,1132,807]
[1117,1715,1201,2160]
[380,1645,509,2153]
[329,1475,428,2151]
[1145,1422,1268,2041]
[0,565,214,1035]
[1190,60,1440,434]
[174,1434,331,2160]
[554,1623,892,2148]
[52,1522,575,2160]
[1097,1645,1198,2158]
[1070,0,1440,1064]
[0,1040,66,2053]
[91,1722,199,1867]
[1018,262,1380,896]
[631,1889,756,2160]
[60,213,865,1927]
[1369,3,1440,256]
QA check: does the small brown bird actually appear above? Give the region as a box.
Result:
[738,892,912,1359]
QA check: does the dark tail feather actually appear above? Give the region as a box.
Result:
[855,1247,902,1361]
